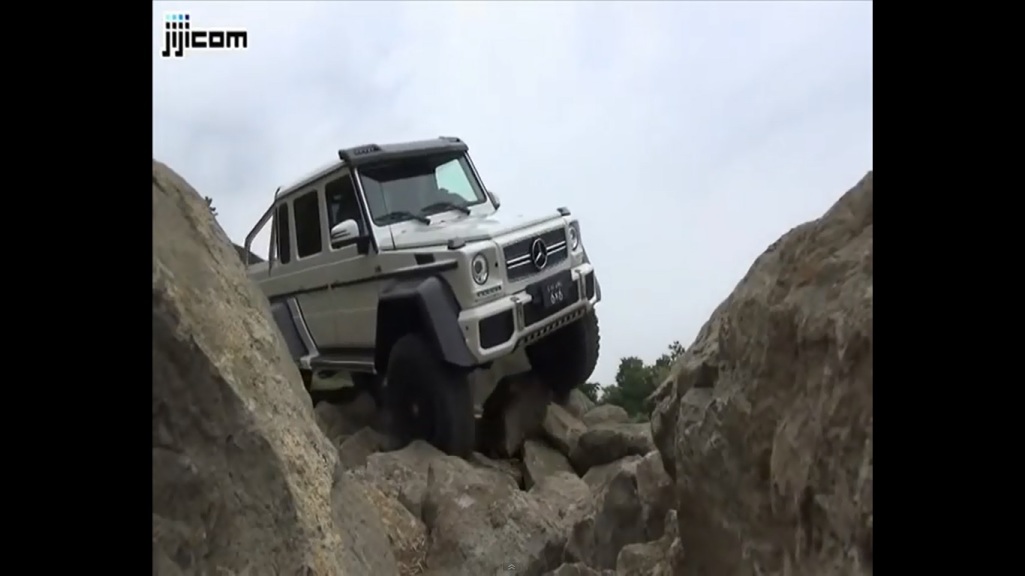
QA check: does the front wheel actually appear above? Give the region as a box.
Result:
[526,310,600,402]
[382,333,475,457]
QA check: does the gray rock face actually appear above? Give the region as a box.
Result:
[614,509,678,576]
[352,441,446,519]
[523,439,576,489]
[314,392,378,446]
[421,454,566,575]
[545,563,611,576]
[564,389,597,419]
[470,451,525,488]
[564,458,647,570]
[339,427,389,470]
[569,423,655,474]
[480,374,551,458]
[650,172,874,576]
[581,404,630,427]
[542,403,588,457]
[152,160,396,576]
[633,451,673,540]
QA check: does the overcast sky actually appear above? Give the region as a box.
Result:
[153,0,873,386]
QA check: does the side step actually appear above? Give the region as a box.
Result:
[307,352,376,374]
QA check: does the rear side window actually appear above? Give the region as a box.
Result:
[275,203,292,264]
[293,190,323,258]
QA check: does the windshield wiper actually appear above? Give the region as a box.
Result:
[377,210,430,224]
[420,201,471,217]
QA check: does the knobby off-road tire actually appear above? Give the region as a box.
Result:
[383,333,475,458]
[526,310,600,402]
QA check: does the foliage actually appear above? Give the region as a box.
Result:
[578,381,601,404]
[599,341,685,418]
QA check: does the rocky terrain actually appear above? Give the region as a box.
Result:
[153,160,872,576]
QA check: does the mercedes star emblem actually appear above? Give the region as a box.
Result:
[531,238,548,270]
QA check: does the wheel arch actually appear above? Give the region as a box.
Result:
[375,275,477,374]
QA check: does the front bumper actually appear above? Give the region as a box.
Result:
[458,262,600,363]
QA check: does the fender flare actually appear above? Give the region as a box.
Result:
[375,276,477,373]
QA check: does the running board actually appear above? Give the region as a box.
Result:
[308,355,376,374]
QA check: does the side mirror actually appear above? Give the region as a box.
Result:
[330,219,360,245]
[488,190,501,208]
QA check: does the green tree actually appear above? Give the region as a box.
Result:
[578,381,602,404]
[600,341,685,419]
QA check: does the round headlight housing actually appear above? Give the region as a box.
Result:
[568,223,581,250]
[471,253,490,285]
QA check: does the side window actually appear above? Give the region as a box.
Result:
[274,203,292,264]
[293,190,323,258]
[325,174,366,246]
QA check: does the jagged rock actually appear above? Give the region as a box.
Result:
[350,440,445,519]
[522,439,576,489]
[470,451,525,488]
[542,403,587,457]
[615,510,678,576]
[545,563,612,576]
[564,389,597,419]
[361,482,428,575]
[634,452,673,539]
[339,427,389,470]
[564,458,647,570]
[582,456,642,491]
[421,454,567,575]
[650,172,873,576]
[152,160,396,575]
[581,404,630,427]
[314,392,378,445]
[529,472,592,527]
[577,451,669,539]
[480,375,551,458]
[569,423,654,475]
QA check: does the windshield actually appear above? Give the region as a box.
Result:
[358,152,489,226]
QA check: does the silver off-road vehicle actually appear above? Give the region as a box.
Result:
[244,137,601,456]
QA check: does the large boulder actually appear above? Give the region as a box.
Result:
[614,509,678,576]
[522,439,576,489]
[479,374,551,458]
[581,404,630,427]
[542,403,588,457]
[152,160,396,575]
[351,441,445,518]
[421,454,578,575]
[314,392,379,446]
[564,389,597,419]
[650,172,873,575]
[563,452,671,571]
[569,423,655,474]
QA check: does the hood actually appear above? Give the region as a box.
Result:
[386,207,562,250]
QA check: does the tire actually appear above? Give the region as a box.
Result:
[526,310,600,402]
[383,333,475,457]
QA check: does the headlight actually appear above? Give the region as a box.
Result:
[471,253,490,285]
[568,223,581,250]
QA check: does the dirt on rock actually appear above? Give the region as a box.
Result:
[152,161,872,576]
